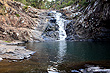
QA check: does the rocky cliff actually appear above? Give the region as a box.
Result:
[0,0,110,42]
[0,1,49,42]
[62,0,110,41]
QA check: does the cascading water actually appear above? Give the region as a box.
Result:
[47,11,67,73]
[52,11,67,41]
[42,11,70,41]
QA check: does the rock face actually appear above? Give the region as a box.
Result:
[0,0,110,42]
[42,12,59,41]
[62,0,110,41]
[42,11,71,41]
[0,1,49,42]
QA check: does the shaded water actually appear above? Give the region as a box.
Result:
[0,41,110,73]
[27,41,110,62]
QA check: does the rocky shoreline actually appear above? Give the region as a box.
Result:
[0,40,35,61]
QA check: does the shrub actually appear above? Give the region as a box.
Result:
[66,1,73,6]
[23,5,28,11]
[15,13,20,17]
[31,3,36,8]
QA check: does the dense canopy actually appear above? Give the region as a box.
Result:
[14,0,88,9]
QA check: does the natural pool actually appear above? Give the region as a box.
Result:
[0,41,110,73]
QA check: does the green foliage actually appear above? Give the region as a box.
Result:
[83,2,89,7]
[14,0,92,9]
[31,2,36,8]
[78,6,81,9]
[50,0,76,9]
[78,0,89,7]
[66,1,73,6]
[23,6,28,9]
[15,13,20,17]
[23,5,28,11]
[4,41,11,43]
[15,0,26,4]
[15,0,48,9]
[91,1,95,6]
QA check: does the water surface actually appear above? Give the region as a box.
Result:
[27,41,110,61]
[0,41,110,73]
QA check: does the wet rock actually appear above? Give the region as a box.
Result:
[50,18,56,23]
[42,11,69,41]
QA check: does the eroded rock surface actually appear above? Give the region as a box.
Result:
[61,0,110,41]
[0,44,35,60]
[0,1,49,42]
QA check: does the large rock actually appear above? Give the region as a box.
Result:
[0,44,35,60]
[0,1,49,42]
[63,0,110,41]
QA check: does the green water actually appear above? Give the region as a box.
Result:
[27,41,110,62]
[0,41,110,73]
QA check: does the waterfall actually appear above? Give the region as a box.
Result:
[47,11,67,73]
[42,11,68,41]
[52,11,67,41]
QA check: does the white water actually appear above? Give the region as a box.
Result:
[47,41,67,73]
[48,11,67,73]
[57,41,67,63]
[52,11,67,41]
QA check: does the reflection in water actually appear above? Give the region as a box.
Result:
[57,41,67,63]
[25,41,110,63]
[0,42,110,73]
[47,11,67,73]
[48,41,67,73]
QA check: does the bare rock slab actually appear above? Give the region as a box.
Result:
[0,44,35,60]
